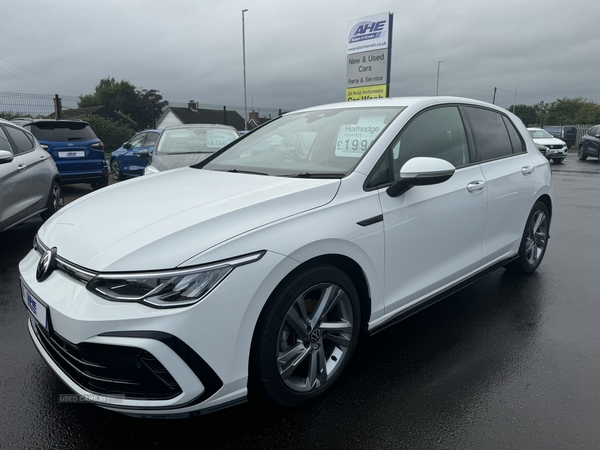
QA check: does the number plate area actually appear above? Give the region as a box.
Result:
[21,282,50,332]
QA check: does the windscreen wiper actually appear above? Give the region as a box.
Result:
[226,168,269,176]
[278,172,345,179]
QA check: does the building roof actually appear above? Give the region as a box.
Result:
[159,106,246,131]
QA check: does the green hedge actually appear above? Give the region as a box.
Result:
[71,114,135,152]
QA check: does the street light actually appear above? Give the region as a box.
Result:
[242,9,249,131]
[436,61,443,96]
[512,84,519,113]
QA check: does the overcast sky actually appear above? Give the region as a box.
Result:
[2,0,599,115]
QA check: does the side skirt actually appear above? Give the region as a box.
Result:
[366,256,517,336]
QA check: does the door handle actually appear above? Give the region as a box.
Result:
[521,166,534,175]
[17,164,27,172]
[467,180,486,192]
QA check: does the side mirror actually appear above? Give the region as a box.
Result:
[0,150,14,164]
[138,149,150,160]
[386,157,455,198]
[123,142,131,149]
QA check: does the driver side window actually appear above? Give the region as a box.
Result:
[366,106,470,189]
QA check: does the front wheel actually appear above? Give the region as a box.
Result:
[505,201,550,273]
[250,264,361,407]
[110,159,123,181]
[40,180,63,221]
[578,146,587,160]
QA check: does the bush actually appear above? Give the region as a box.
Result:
[70,114,135,152]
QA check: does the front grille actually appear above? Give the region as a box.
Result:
[32,319,181,400]
[548,144,564,150]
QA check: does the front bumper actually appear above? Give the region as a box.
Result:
[19,247,289,417]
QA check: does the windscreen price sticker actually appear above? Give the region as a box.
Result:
[335,117,385,157]
[206,131,236,148]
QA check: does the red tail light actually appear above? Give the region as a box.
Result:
[91,141,105,151]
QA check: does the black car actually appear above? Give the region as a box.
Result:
[578,125,600,161]
[12,119,109,190]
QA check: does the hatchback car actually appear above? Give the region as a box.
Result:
[13,119,109,189]
[142,124,239,175]
[19,97,552,418]
[109,130,161,180]
[0,119,63,233]
[578,125,600,161]
[527,128,568,163]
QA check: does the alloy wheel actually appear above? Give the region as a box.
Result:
[524,209,547,266]
[276,282,354,393]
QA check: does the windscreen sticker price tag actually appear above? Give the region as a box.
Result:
[206,131,237,148]
[335,116,385,157]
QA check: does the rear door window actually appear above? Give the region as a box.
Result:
[464,107,513,161]
[5,126,35,155]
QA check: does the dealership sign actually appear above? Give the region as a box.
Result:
[346,12,393,101]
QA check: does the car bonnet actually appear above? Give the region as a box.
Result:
[38,168,341,271]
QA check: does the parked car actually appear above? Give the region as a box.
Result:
[527,127,568,163]
[109,129,161,180]
[142,124,239,174]
[12,119,109,190]
[19,97,552,418]
[543,126,577,148]
[577,125,600,161]
[0,119,63,233]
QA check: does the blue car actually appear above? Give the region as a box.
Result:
[13,119,109,190]
[109,130,161,180]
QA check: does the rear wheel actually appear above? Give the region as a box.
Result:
[110,159,123,181]
[505,202,549,274]
[250,264,361,407]
[578,146,587,160]
[40,180,63,221]
[91,177,108,190]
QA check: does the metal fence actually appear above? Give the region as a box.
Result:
[0,92,79,118]
[0,92,293,123]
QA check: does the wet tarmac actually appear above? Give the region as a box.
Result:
[1,159,600,449]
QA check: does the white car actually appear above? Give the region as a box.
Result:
[19,97,553,417]
[527,127,568,163]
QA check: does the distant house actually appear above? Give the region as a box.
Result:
[156,101,246,131]
[57,106,140,131]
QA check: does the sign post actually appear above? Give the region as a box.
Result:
[346,12,393,101]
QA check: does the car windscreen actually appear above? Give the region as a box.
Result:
[30,122,97,141]
[528,129,554,139]
[155,128,239,155]
[201,106,405,177]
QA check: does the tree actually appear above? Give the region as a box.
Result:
[72,114,135,152]
[508,104,538,126]
[544,97,600,124]
[79,77,168,129]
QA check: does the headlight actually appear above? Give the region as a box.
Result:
[144,165,160,175]
[87,252,264,308]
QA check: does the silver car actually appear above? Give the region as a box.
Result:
[0,119,63,233]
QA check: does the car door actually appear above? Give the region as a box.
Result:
[585,126,600,157]
[121,132,146,170]
[0,125,37,227]
[370,106,488,314]
[462,107,536,266]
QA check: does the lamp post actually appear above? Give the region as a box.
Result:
[512,84,519,113]
[242,9,249,131]
[436,61,443,96]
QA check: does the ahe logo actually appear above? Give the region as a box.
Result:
[348,20,386,44]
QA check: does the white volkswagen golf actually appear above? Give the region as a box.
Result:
[19,97,553,417]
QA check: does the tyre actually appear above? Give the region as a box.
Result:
[40,180,64,221]
[578,146,587,161]
[250,264,361,407]
[110,159,123,181]
[91,177,109,190]
[553,158,564,164]
[505,201,549,274]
